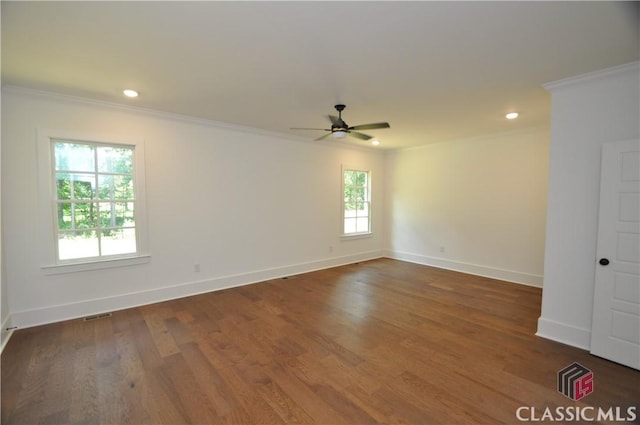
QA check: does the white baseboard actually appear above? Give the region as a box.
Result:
[536,316,591,351]
[9,251,384,330]
[385,250,543,287]
[5,250,544,338]
[1,315,15,354]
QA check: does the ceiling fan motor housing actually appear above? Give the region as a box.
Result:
[333,104,348,131]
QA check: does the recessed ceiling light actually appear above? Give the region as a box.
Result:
[123,89,139,98]
[371,140,380,146]
[505,112,519,120]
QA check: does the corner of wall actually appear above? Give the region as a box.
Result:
[387,250,543,287]
[536,316,591,350]
[1,315,15,354]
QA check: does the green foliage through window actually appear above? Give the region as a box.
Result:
[53,140,137,260]
[343,169,370,235]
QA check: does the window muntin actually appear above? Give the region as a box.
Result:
[52,140,137,262]
[343,168,371,235]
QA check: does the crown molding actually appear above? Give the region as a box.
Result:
[2,85,382,154]
[543,61,640,92]
[1,85,296,138]
[391,124,550,154]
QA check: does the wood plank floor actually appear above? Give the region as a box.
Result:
[2,259,639,424]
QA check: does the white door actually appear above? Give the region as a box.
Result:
[591,139,640,370]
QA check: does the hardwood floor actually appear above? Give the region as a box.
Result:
[2,259,639,424]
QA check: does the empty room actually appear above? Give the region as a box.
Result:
[1,2,639,424]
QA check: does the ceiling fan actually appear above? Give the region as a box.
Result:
[291,104,390,141]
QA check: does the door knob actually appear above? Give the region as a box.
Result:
[599,258,610,266]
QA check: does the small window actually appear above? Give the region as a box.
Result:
[342,168,371,235]
[52,139,138,262]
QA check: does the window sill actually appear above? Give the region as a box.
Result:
[341,232,373,240]
[41,254,150,275]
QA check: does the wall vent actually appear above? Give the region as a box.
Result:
[83,312,112,321]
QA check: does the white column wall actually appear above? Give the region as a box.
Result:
[537,62,640,349]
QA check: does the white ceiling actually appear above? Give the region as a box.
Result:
[2,1,638,150]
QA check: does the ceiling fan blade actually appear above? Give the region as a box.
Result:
[314,133,333,141]
[290,127,331,131]
[349,122,390,131]
[328,115,341,125]
[348,131,373,141]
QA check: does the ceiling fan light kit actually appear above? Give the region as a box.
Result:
[291,104,390,143]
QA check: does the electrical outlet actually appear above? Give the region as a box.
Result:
[194,264,201,272]
[440,246,445,253]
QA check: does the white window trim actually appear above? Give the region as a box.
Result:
[37,129,150,274]
[341,165,373,238]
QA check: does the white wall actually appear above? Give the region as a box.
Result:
[385,127,550,286]
[1,88,386,328]
[0,60,10,350]
[537,62,640,349]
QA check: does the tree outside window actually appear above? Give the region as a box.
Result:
[343,169,371,235]
[53,140,137,261]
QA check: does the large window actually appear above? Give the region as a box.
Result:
[51,139,139,262]
[342,168,371,235]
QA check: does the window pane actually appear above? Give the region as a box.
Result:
[54,142,95,172]
[345,188,364,202]
[56,203,72,230]
[99,202,135,229]
[345,205,356,218]
[57,202,97,229]
[344,218,356,234]
[343,168,371,235]
[98,146,133,174]
[356,188,366,202]
[58,231,99,260]
[344,170,355,185]
[100,228,136,256]
[355,202,369,217]
[56,173,95,200]
[98,175,134,200]
[356,217,370,233]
